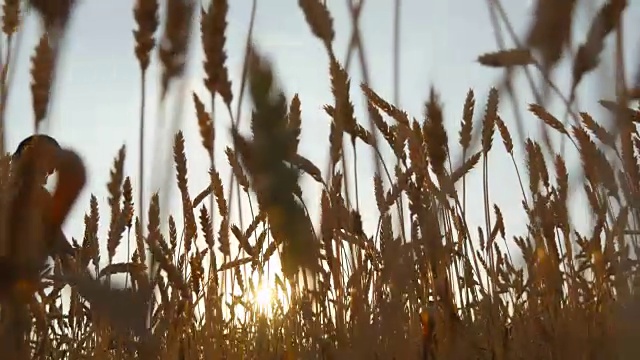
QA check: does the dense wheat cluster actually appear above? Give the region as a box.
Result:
[0,0,638,359]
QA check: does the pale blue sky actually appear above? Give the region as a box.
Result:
[3,1,640,267]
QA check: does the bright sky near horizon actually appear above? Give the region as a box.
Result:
[3,1,640,272]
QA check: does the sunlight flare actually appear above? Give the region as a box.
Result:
[255,283,274,311]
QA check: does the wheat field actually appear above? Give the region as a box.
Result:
[0,0,638,359]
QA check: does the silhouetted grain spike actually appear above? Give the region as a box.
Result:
[158,0,195,98]
[28,0,77,37]
[106,146,126,262]
[495,115,513,154]
[599,100,640,123]
[30,34,55,130]
[288,94,302,155]
[298,0,335,51]
[133,0,159,72]
[202,0,233,106]
[193,92,215,159]
[232,46,321,280]
[579,111,616,148]
[477,48,534,67]
[481,88,499,154]
[424,87,448,177]
[450,151,482,185]
[361,83,410,125]
[572,0,626,91]
[2,0,20,36]
[529,104,569,135]
[526,0,575,70]
[459,89,475,150]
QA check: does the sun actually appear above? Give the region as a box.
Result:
[255,283,274,311]
[244,273,292,317]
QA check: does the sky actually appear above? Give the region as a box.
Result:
[3,0,640,283]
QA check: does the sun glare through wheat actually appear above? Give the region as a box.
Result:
[254,283,274,311]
